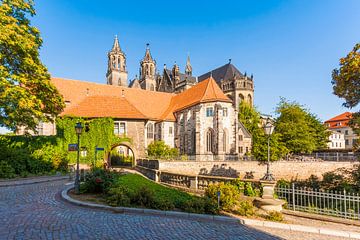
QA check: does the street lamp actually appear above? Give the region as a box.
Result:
[74,122,83,194]
[261,117,275,181]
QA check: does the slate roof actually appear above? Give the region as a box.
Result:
[198,63,245,84]
[52,76,230,122]
[164,69,197,84]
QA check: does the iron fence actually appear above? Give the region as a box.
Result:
[298,152,360,162]
[276,184,360,220]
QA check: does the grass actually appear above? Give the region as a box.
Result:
[112,173,196,208]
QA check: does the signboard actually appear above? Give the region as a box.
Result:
[96,147,104,151]
[68,144,78,151]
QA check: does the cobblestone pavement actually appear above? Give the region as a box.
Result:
[0,180,353,240]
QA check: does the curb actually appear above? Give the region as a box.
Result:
[0,176,69,187]
[61,185,360,239]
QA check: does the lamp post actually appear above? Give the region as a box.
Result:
[261,117,275,181]
[74,122,83,194]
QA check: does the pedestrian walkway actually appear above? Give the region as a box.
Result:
[0,175,68,187]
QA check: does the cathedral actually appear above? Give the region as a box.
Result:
[17,36,254,160]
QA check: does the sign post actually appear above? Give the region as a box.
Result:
[217,191,221,209]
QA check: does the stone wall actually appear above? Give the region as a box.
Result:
[157,160,357,180]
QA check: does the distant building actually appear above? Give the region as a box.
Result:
[325,112,358,150]
[327,130,345,149]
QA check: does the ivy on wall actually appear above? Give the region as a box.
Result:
[56,117,131,164]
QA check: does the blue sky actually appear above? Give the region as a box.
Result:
[33,0,360,121]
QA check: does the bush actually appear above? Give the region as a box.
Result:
[205,182,240,210]
[184,197,219,214]
[0,161,16,178]
[147,141,179,159]
[236,200,256,217]
[81,169,116,194]
[266,211,283,222]
[132,186,155,207]
[106,186,131,207]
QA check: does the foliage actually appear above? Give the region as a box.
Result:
[106,173,216,213]
[275,98,330,153]
[0,161,15,178]
[239,101,288,161]
[332,43,360,108]
[332,43,360,150]
[236,200,256,217]
[0,0,64,131]
[205,182,240,210]
[146,140,179,159]
[0,135,67,177]
[110,149,133,166]
[80,168,116,194]
[266,211,283,222]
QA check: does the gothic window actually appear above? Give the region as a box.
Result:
[248,94,252,105]
[239,135,243,141]
[243,82,246,88]
[118,58,121,70]
[206,107,214,117]
[147,123,154,139]
[223,129,228,153]
[239,94,245,103]
[223,108,228,117]
[206,129,214,153]
[150,65,154,76]
[192,131,196,154]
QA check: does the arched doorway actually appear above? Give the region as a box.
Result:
[108,143,136,167]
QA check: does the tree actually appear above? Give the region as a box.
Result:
[0,0,64,132]
[275,98,329,153]
[147,141,179,159]
[332,43,360,149]
[239,101,287,161]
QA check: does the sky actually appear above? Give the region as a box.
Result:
[3,0,359,133]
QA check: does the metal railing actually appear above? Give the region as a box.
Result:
[294,152,360,162]
[276,184,360,220]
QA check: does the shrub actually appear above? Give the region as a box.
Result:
[244,182,256,197]
[184,197,219,214]
[132,186,155,207]
[236,200,256,217]
[147,141,179,159]
[266,211,283,222]
[81,169,116,194]
[205,182,240,210]
[106,186,131,207]
[0,161,16,178]
[152,198,175,211]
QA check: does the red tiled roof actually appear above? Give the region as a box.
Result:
[51,76,231,121]
[324,112,353,129]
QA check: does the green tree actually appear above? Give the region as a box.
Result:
[332,43,360,149]
[239,102,287,161]
[275,98,329,153]
[0,0,64,132]
[147,140,179,159]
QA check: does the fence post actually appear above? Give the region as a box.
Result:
[292,183,295,211]
[344,189,347,219]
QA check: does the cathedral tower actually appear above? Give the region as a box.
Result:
[106,35,128,86]
[139,44,156,91]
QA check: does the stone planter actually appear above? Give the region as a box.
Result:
[253,180,285,212]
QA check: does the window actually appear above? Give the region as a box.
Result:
[206,107,214,117]
[345,130,349,135]
[345,139,349,145]
[169,126,173,135]
[239,135,243,141]
[223,108,228,117]
[206,129,213,153]
[147,123,154,139]
[223,130,227,152]
[239,146,243,153]
[339,143,342,147]
[114,122,126,135]
[245,147,249,153]
[36,122,44,135]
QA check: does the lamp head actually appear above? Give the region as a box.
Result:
[75,122,83,135]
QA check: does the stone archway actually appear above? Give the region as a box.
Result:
[107,142,136,168]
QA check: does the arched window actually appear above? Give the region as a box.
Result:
[118,58,121,70]
[147,123,154,139]
[192,131,196,154]
[248,94,252,105]
[146,65,149,75]
[239,94,245,103]
[150,65,154,76]
[206,129,214,153]
[223,129,228,153]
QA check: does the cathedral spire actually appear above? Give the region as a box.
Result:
[185,54,192,76]
[143,43,154,62]
[111,35,121,52]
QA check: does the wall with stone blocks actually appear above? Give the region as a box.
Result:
[158,161,357,180]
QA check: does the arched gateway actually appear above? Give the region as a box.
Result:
[107,142,136,167]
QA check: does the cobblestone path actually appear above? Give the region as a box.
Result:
[0,180,281,240]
